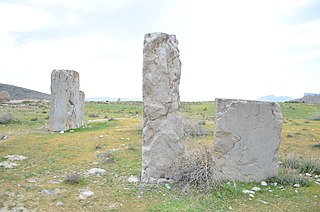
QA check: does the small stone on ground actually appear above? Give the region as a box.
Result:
[242,190,255,195]
[4,155,28,161]
[88,168,106,175]
[251,187,261,192]
[261,181,268,186]
[128,175,139,183]
[79,188,94,200]
[258,200,269,205]
[0,161,19,168]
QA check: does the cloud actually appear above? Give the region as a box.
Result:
[0,0,319,100]
[0,2,52,37]
[279,0,320,24]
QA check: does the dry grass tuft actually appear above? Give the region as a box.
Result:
[169,140,226,192]
[64,172,85,185]
[0,113,17,124]
[282,152,320,174]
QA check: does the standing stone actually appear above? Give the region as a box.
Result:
[213,98,283,182]
[77,91,85,127]
[142,32,184,181]
[49,70,84,131]
[0,91,10,102]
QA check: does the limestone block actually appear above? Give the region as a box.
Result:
[0,91,10,102]
[49,70,84,131]
[213,98,283,182]
[142,32,184,181]
[77,91,85,127]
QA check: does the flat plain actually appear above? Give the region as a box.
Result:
[0,101,319,211]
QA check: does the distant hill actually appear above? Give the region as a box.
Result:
[304,93,318,97]
[258,95,292,102]
[0,83,50,100]
[288,94,320,104]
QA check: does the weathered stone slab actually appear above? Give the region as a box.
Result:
[0,91,10,102]
[49,70,84,131]
[213,98,283,182]
[142,32,184,181]
[77,91,85,127]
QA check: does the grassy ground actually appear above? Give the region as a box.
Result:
[0,101,319,211]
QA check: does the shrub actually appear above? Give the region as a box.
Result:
[0,113,17,124]
[299,158,320,174]
[282,152,320,175]
[88,113,99,118]
[313,143,320,148]
[97,152,115,164]
[169,141,226,192]
[311,114,320,121]
[64,172,85,185]
[267,174,311,187]
[282,152,300,170]
[183,120,211,137]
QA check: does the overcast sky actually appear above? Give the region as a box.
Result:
[0,0,319,101]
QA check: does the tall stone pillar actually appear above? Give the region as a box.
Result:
[213,98,283,182]
[142,32,184,181]
[49,70,84,131]
[78,91,85,127]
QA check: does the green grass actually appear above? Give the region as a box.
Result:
[0,101,319,211]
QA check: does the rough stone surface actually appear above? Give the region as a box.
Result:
[142,32,184,181]
[78,91,85,127]
[213,98,283,182]
[0,91,10,102]
[49,70,84,131]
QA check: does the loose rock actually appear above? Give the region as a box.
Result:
[251,187,261,192]
[0,161,18,168]
[258,200,269,205]
[4,155,28,161]
[56,202,63,206]
[79,188,94,200]
[26,178,38,183]
[242,190,255,195]
[249,194,255,198]
[128,175,140,183]
[271,182,278,187]
[261,181,268,186]
[41,188,61,197]
[305,173,312,177]
[88,168,106,175]
[293,183,300,188]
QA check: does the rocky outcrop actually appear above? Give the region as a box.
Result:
[0,91,10,102]
[142,32,184,181]
[288,94,320,104]
[49,70,84,131]
[213,98,283,182]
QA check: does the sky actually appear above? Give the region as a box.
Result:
[0,0,319,101]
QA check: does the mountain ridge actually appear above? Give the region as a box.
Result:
[258,95,292,102]
[0,83,50,100]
